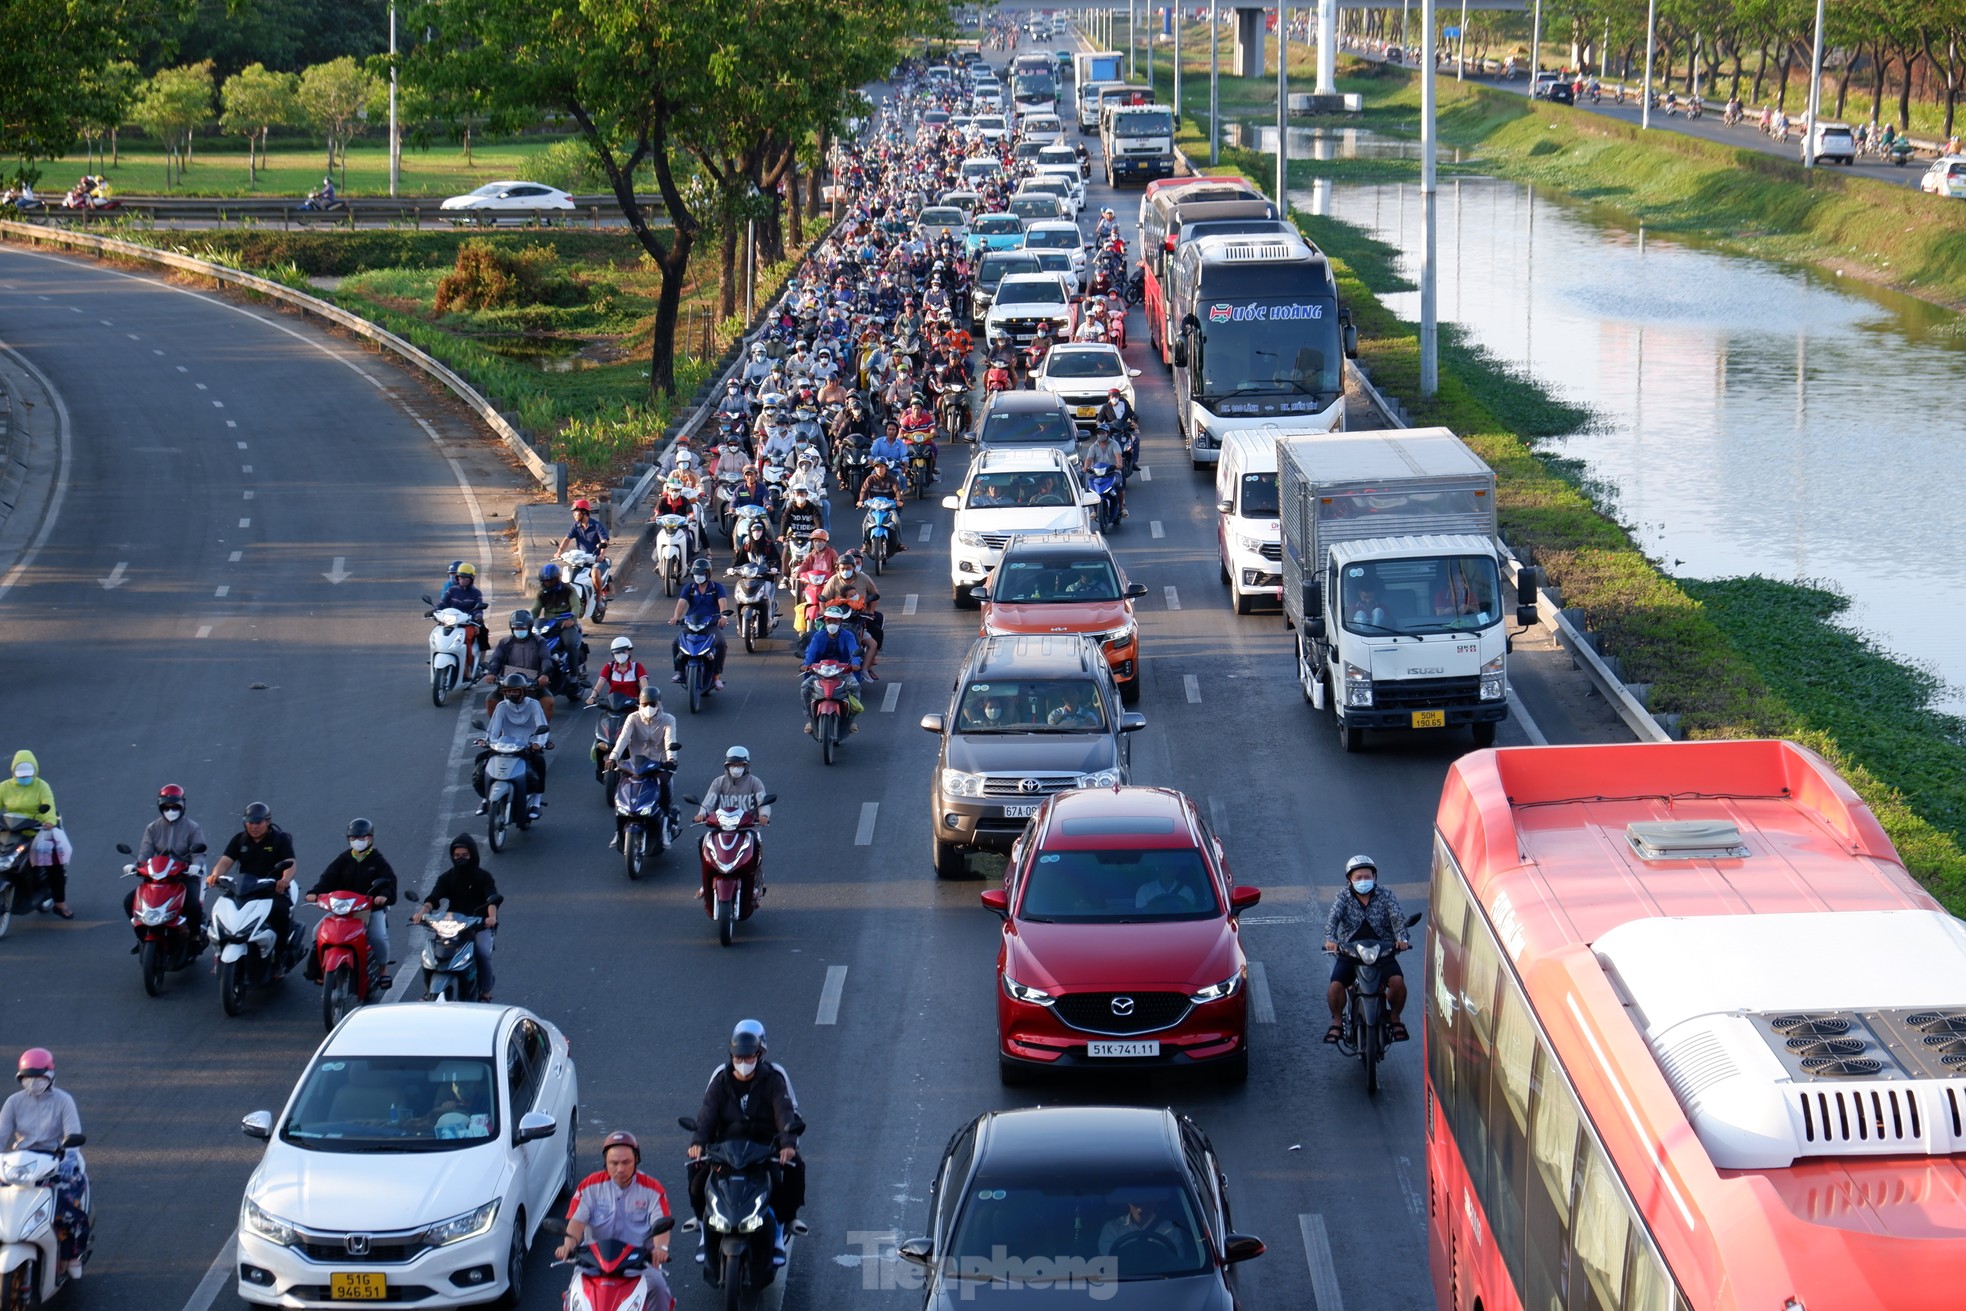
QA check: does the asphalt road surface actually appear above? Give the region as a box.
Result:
[0,89,1627,1311]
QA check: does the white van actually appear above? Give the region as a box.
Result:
[1214,430,1285,614]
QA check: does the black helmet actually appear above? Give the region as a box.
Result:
[502,672,529,692]
[510,609,533,634]
[346,818,375,840]
[690,557,711,577]
[243,802,273,824]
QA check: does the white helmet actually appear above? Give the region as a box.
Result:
[610,636,634,654]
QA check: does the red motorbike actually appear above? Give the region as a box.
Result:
[791,567,833,643]
[682,792,775,946]
[116,841,206,997]
[805,659,858,765]
[310,883,392,1031]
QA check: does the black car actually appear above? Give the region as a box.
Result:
[1548,80,1575,105]
[922,635,1144,878]
[972,251,1044,330]
[898,1106,1265,1309]
[973,390,1080,459]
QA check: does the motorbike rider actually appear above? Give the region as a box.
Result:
[799,606,864,734]
[559,499,613,600]
[897,394,939,480]
[777,485,825,555]
[1322,855,1411,1044]
[129,783,207,937]
[557,1130,674,1307]
[715,379,751,425]
[1094,206,1118,244]
[868,419,909,472]
[694,747,770,825]
[435,562,490,657]
[608,688,679,849]
[478,673,552,822]
[482,609,555,723]
[317,175,336,204]
[0,749,69,918]
[588,635,650,707]
[1095,388,1139,469]
[304,819,398,990]
[1081,424,1128,520]
[205,802,299,974]
[412,836,500,1002]
[653,475,705,558]
[789,452,830,532]
[669,558,731,693]
[687,1021,806,1264]
[855,461,907,554]
[534,562,585,682]
[1,1049,89,1279]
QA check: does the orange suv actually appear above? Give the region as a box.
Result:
[975,532,1147,704]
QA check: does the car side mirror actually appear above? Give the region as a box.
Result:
[970,586,991,601]
[1342,322,1359,359]
[1224,1233,1267,1263]
[898,1236,935,1267]
[920,713,947,734]
[242,1111,273,1141]
[980,888,1009,916]
[1229,886,1263,913]
[941,495,962,510]
[1120,712,1147,733]
[1303,615,1326,641]
[1215,498,1232,514]
[1172,338,1188,368]
[1124,582,1149,598]
[1127,368,1141,377]
[1079,491,1102,507]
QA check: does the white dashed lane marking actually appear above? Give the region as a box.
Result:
[902,594,918,615]
[1183,674,1200,703]
[228,551,242,563]
[195,625,212,639]
[881,683,901,712]
[1164,585,1180,610]
[815,965,848,1025]
[1151,520,1164,538]
[853,802,878,846]
[1248,961,1276,1023]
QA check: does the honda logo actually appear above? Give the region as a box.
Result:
[1017,778,1042,794]
[345,1234,371,1256]
[1110,996,1135,1016]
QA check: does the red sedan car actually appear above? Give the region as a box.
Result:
[981,786,1261,1084]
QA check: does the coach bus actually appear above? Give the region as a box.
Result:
[1429,738,1966,1311]
[1146,196,1279,364]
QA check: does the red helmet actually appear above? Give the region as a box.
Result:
[600,1130,640,1163]
[158,784,186,813]
[17,1048,53,1080]
[573,498,593,512]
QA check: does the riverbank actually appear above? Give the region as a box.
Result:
[1143,67,1966,903]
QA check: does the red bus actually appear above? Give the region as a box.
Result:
[1429,739,1966,1311]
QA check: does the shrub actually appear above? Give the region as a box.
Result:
[433,239,585,314]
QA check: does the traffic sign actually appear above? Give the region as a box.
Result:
[1443,25,1460,38]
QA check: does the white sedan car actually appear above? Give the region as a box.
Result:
[1032,343,1141,425]
[1921,154,1966,198]
[440,181,576,222]
[236,1004,578,1308]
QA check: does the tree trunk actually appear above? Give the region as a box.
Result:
[463,124,473,166]
[720,223,740,320]
[788,160,804,248]
[185,131,194,167]
[1774,43,1793,110]
[246,137,255,183]
[1752,42,1769,103]
[1835,54,1854,117]
[111,127,120,167]
[1898,47,1920,129]
[806,130,828,213]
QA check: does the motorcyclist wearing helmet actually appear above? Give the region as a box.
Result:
[669,559,731,692]
[534,561,584,682]
[1095,206,1117,244]
[412,836,500,1001]
[660,432,703,477]
[0,750,69,918]
[1322,855,1412,1044]
[897,395,939,481]
[1,1049,89,1278]
[557,1130,674,1305]
[1095,388,1139,469]
[608,689,679,847]
[820,552,884,673]
[482,609,554,722]
[687,1021,806,1263]
[435,562,489,656]
[478,673,552,822]
[799,606,864,732]
[205,802,299,968]
[304,819,399,989]
[559,499,613,600]
[589,636,650,706]
[855,461,907,557]
[716,378,751,423]
[653,476,705,558]
[693,748,770,825]
[131,783,208,933]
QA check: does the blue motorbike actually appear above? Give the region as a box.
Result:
[614,760,681,880]
[676,615,720,714]
[1084,462,1124,534]
[861,496,899,574]
[536,614,588,703]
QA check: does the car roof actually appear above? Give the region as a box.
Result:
[1026,219,1079,233]
[972,1106,1184,1176]
[1035,786,1201,848]
[1000,529,1111,555]
[1049,343,1120,360]
[974,443,1076,470]
[324,1001,516,1057]
[997,271,1066,287]
[966,633,1105,678]
[984,389,1073,414]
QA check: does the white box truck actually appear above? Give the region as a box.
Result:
[1277,427,1538,751]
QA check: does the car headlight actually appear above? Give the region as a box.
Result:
[241,1197,299,1248]
[1344,662,1374,708]
[1003,974,1056,1006]
[1480,653,1505,701]
[1077,768,1122,788]
[1095,622,1136,647]
[1234,533,1269,555]
[422,1199,501,1248]
[955,530,988,549]
[1189,967,1245,1004]
[940,770,986,797]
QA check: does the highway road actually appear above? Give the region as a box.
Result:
[0,66,1625,1311]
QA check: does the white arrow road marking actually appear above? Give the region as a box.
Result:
[98,561,127,589]
[323,558,352,584]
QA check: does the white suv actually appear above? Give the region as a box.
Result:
[983,271,1076,346]
[1021,219,1088,282]
[943,448,1100,606]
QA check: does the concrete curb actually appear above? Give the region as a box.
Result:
[0,219,563,495]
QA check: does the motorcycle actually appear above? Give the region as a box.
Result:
[727,560,780,654]
[1890,137,1917,166]
[115,841,206,996]
[860,496,899,574]
[676,1119,798,1307]
[677,616,722,714]
[902,432,934,500]
[833,432,871,488]
[416,907,496,1002]
[806,659,858,766]
[422,599,481,707]
[559,548,608,623]
[1332,912,1423,1095]
[790,568,833,644]
[208,871,305,1018]
[0,1132,91,1305]
[593,691,635,801]
[312,881,393,1031]
[1084,461,1124,533]
[297,189,349,213]
[478,730,550,852]
[652,513,693,597]
[538,614,589,702]
[615,759,681,881]
[554,1220,674,1311]
[682,793,775,946]
[0,811,54,940]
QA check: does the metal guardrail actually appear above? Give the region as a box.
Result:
[13,194,672,230]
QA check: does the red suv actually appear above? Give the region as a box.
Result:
[981,786,1261,1084]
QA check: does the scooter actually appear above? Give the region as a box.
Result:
[805,659,857,766]
[676,616,721,714]
[727,560,780,654]
[553,1219,675,1311]
[536,614,588,703]
[833,432,871,488]
[1332,912,1423,1095]
[1084,461,1124,533]
[422,599,482,707]
[0,812,53,940]
[297,188,349,212]
[902,432,935,500]
[676,1117,799,1305]
[208,871,305,1018]
[615,759,681,881]
[790,568,833,644]
[311,881,392,1031]
[860,497,899,574]
[116,840,206,995]
[652,514,693,597]
[416,907,496,1002]
[0,1132,90,1306]
[682,793,775,946]
[593,691,635,802]
[478,730,550,852]
[559,548,609,623]
[1890,137,1917,165]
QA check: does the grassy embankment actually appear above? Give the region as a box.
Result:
[1130,27,1966,904]
[37,136,592,198]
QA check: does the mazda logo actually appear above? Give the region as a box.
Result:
[345,1234,371,1256]
[1110,996,1135,1016]
[1017,778,1042,795]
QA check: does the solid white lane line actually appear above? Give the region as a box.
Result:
[214,585,229,597]
[228,551,243,563]
[1248,961,1276,1024]
[1506,687,1549,746]
[0,341,74,607]
[815,965,848,1025]
[1150,520,1164,538]
[853,802,878,846]
[918,523,933,542]
[902,594,918,615]
[195,625,212,639]
[1183,674,1200,703]
[1164,585,1180,610]
[881,683,901,712]
[1138,465,1152,481]
[1298,1213,1344,1311]
[176,1234,237,1311]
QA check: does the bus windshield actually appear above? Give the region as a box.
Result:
[1194,298,1343,406]
[1111,109,1173,138]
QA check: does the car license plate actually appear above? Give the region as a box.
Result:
[1002,804,1040,818]
[1087,1041,1160,1057]
[1074,406,1098,418]
[1411,710,1447,728]
[331,1272,387,1300]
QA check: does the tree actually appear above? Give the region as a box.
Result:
[131,62,216,189]
[221,63,299,184]
[298,55,372,186]
[76,58,141,172]
[0,0,164,185]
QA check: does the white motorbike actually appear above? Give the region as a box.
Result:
[0,1136,90,1304]
[479,730,550,852]
[422,601,481,707]
[557,548,608,623]
[208,872,304,1017]
[651,514,693,597]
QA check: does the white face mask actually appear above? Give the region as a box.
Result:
[727,765,747,779]
[825,623,841,635]
[614,653,633,665]
[731,1059,758,1078]
[162,808,184,823]
[350,838,372,854]
[22,1077,51,1096]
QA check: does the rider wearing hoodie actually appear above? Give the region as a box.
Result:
[413,836,501,1002]
[0,750,70,918]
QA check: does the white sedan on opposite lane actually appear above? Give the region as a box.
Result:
[440,181,576,222]
[236,1004,579,1309]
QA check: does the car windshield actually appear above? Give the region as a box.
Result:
[980,257,1041,287]
[467,183,508,197]
[997,281,1067,307]
[1339,554,1505,636]
[978,116,1006,129]
[1195,299,1345,403]
[1009,197,1063,220]
[281,1056,498,1152]
[981,410,1077,446]
[1238,472,1279,518]
[992,556,1122,602]
[1031,252,1074,277]
[964,470,1076,507]
[1039,148,1077,165]
[975,215,1022,234]
[1046,350,1122,379]
[1111,109,1174,137]
[946,1176,1211,1278]
[1019,847,1221,922]
[956,679,1108,732]
[1025,229,1076,252]
[920,208,963,227]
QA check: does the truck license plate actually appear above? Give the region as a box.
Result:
[1410,710,1447,728]
[331,1272,387,1300]
[1087,1041,1160,1057]
[1002,804,1040,818]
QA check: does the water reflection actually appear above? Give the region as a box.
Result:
[1310,176,1966,712]
[1225,122,1451,162]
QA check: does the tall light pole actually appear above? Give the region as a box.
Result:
[1641,0,1657,129]
[388,1,400,197]
[1174,6,1183,115]
[1420,0,1438,397]
[1804,0,1827,167]
[1529,0,1541,84]
[1277,0,1290,213]
[1317,0,1337,93]
[1456,0,1467,81]
[1209,0,1220,163]
[1129,0,1137,78]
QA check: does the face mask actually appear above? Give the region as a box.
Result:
[350,838,372,854]
[12,769,30,786]
[162,808,183,823]
[731,1059,758,1078]
[614,653,632,665]
[1351,879,1376,895]
[983,705,1001,721]
[727,765,747,779]
[22,1077,51,1096]
[453,852,472,867]
[638,706,658,721]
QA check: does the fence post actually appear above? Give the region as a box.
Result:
[553,462,569,504]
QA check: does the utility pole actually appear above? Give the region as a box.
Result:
[388,1,399,197]
[1277,0,1289,213]
[1174,6,1183,115]
[1804,0,1826,167]
[1317,0,1337,94]
[1129,0,1137,78]
[1420,0,1438,397]
[1210,0,1220,164]
[1529,0,1541,86]
[1641,0,1657,129]
[1456,0,1467,81]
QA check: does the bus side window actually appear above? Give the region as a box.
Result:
[1428,839,1471,1145]
[1527,1045,1583,1311]
[1622,1234,1673,1311]
[1571,1144,1628,1311]
[1488,979,1536,1288]
[1455,909,1502,1204]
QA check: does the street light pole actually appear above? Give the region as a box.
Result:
[1420,0,1438,397]
[1804,0,1826,167]
[1129,0,1137,78]
[1641,0,1657,129]
[1174,6,1182,116]
[1456,0,1467,81]
[1209,0,1220,164]
[1277,0,1289,213]
[1529,0,1541,85]
[388,1,399,197]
